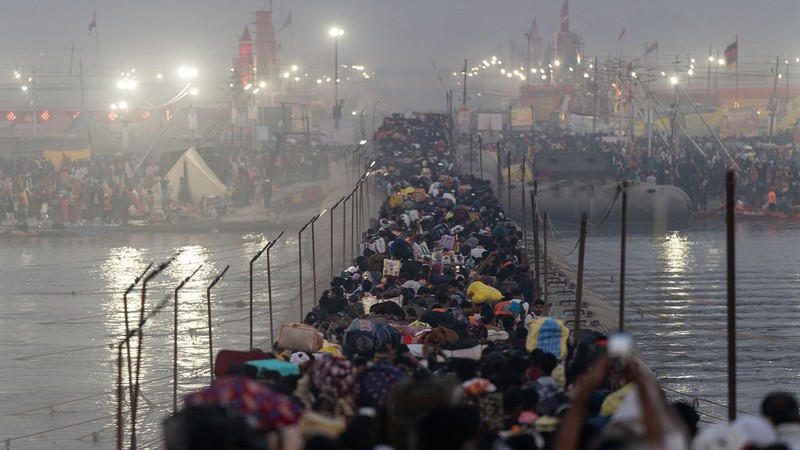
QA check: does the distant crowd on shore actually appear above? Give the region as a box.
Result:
[163,113,800,450]
[0,138,333,226]
[4,123,799,228]
[498,129,800,212]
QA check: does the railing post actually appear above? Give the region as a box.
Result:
[206,265,229,383]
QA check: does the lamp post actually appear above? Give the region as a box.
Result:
[21,73,37,138]
[329,27,344,128]
[707,50,713,97]
[298,214,318,321]
[311,209,327,303]
[670,76,679,158]
[111,102,130,158]
[525,32,532,88]
[29,93,38,138]
[113,69,142,158]
[786,58,792,107]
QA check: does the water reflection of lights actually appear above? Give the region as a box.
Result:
[169,245,219,377]
[662,231,689,274]
[103,247,145,283]
[18,250,33,266]
[99,245,148,379]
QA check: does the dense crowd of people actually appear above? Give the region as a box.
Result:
[165,113,800,450]
[0,138,332,226]
[500,129,800,213]
[3,117,798,230]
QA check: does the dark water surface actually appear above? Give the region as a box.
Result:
[551,220,800,422]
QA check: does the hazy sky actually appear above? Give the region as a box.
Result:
[1,0,798,71]
[0,0,798,109]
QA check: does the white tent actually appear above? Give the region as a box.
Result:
[165,147,227,204]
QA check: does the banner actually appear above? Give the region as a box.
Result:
[383,259,401,277]
[43,148,91,168]
[477,113,503,131]
[510,106,533,128]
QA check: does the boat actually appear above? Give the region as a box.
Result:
[693,207,800,222]
[531,179,693,225]
[0,225,77,238]
[517,151,693,225]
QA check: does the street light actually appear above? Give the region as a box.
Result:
[670,77,680,158]
[21,85,38,138]
[329,27,344,128]
[111,101,130,158]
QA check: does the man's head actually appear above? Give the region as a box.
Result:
[532,299,545,316]
[761,392,800,425]
[539,352,558,376]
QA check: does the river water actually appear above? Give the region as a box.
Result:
[1,217,799,448]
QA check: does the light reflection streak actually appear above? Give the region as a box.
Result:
[101,247,146,337]
[661,231,689,274]
[168,245,220,382]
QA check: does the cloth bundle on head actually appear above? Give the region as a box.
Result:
[401,280,421,295]
[462,378,497,396]
[290,351,311,365]
[184,376,303,431]
[470,247,487,259]
[357,360,407,408]
[312,356,357,400]
[731,415,777,448]
[691,424,744,450]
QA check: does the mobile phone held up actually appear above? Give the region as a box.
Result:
[607,332,633,358]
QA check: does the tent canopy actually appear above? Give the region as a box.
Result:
[165,147,227,204]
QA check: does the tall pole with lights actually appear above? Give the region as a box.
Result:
[329,27,344,129]
[525,33,531,88]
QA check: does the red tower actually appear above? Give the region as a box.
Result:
[237,27,253,86]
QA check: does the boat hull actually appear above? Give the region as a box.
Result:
[520,180,692,225]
